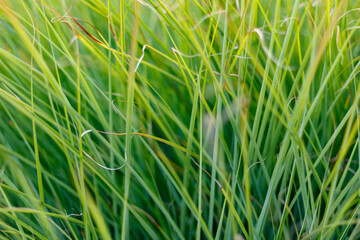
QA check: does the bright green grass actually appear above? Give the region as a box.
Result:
[0,0,360,239]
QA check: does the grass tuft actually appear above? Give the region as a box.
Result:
[0,0,360,239]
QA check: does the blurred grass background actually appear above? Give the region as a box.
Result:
[0,0,360,239]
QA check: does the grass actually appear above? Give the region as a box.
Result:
[0,0,360,239]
